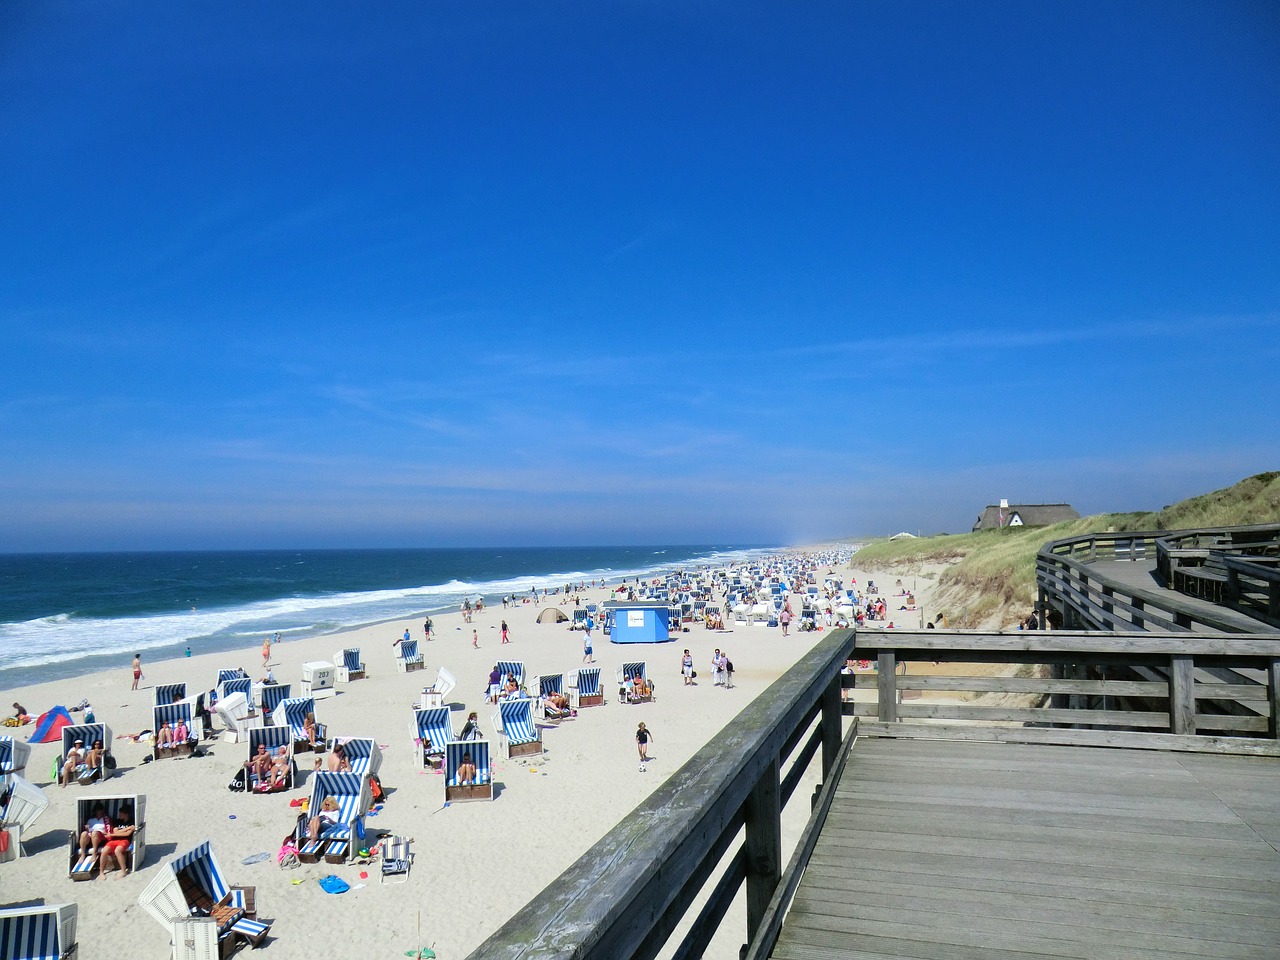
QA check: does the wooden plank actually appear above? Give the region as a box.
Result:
[898,676,1169,696]
[1170,654,1196,734]
[853,722,1280,755]
[889,703,1171,727]
[852,630,1280,657]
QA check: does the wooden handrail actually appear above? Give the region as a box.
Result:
[467,629,854,960]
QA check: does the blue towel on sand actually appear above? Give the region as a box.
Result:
[319,875,349,894]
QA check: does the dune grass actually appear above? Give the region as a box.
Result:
[851,472,1280,628]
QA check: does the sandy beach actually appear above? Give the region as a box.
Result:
[2,559,938,960]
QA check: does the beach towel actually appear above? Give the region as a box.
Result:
[318,874,349,894]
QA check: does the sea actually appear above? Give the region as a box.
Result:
[0,545,775,688]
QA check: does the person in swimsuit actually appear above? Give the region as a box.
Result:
[131,654,142,691]
[104,803,136,877]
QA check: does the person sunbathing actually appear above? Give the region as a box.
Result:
[60,739,86,787]
[543,691,571,715]
[631,674,652,700]
[103,803,136,877]
[458,752,478,785]
[262,748,291,791]
[78,802,111,860]
[302,712,319,749]
[157,719,188,753]
[307,796,342,840]
[327,743,351,772]
[84,739,105,775]
[245,744,273,780]
[502,674,520,698]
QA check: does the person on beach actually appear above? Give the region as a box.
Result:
[458,752,477,785]
[712,649,724,686]
[84,738,105,773]
[403,628,411,646]
[472,628,480,649]
[780,607,792,637]
[10,702,29,723]
[262,636,271,667]
[246,743,273,781]
[61,739,86,786]
[327,742,351,772]
[131,654,142,691]
[103,803,136,877]
[681,649,694,685]
[307,797,341,840]
[459,711,481,741]
[486,666,502,702]
[424,617,432,640]
[78,801,111,860]
[635,722,653,770]
[501,620,510,644]
[303,712,320,750]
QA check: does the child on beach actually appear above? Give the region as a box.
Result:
[501,620,509,644]
[262,636,271,667]
[635,722,653,771]
[472,629,480,649]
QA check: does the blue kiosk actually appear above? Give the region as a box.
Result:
[603,600,673,644]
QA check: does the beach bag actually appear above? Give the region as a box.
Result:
[228,769,246,792]
[369,774,385,804]
[105,754,117,770]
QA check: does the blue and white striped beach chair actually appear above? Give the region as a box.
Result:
[271,696,326,752]
[259,681,291,718]
[496,660,525,687]
[573,667,604,707]
[533,673,570,722]
[444,740,492,802]
[0,735,30,776]
[154,682,187,707]
[69,793,146,880]
[221,676,252,702]
[334,737,382,778]
[396,639,425,673]
[152,702,196,760]
[246,726,294,793]
[334,647,365,682]
[414,707,454,769]
[616,661,652,703]
[138,840,269,950]
[296,771,372,864]
[493,698,542,759]
[60,723,112,783]
[0,903,77,960]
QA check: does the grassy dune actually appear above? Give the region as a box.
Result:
[852,472,1280,628]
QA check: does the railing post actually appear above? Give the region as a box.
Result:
[1268,658,1280,741]
[1170,654,1196,735]
[877,651,897,721]
[743,757,781,941]
[821,674,842,775]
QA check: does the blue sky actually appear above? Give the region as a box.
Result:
[2,1,1278,551]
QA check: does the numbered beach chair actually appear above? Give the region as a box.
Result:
[334,737,382,778]
[414,707,454,769]
[0,904,77,960]
[60,723,112,784]
[245,726,294,793]
[69,792,145,881]
[444,740,493,803]
[152,702,197,760]
[258,681,291,718]
[1,774,49,859]
[139,840,269,955]
[0,736,31,776]
[154,682,187,707]
[333,647,365,682]
[492,698,542,759]
[571,667,604,708]
[295,771,372,865]
[271,697,326,752]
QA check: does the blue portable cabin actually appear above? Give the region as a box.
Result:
[603,600,673,645]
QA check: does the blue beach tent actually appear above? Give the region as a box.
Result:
[604,601,673,644]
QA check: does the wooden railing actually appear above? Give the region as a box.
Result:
[466,629,855,960]
[1037,530,1260,632]
[845,629,1280,754]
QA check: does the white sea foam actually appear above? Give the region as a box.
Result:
[0,547,776,675]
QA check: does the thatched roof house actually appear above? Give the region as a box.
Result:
[972,503,1079,531]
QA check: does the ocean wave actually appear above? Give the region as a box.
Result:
[0,546,776,675]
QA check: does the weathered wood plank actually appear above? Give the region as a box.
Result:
[853,722,1280,755]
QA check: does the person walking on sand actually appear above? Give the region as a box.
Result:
[424,617,433,640]
[582,629,593,664]
[500,620,510,644]
[636,722,653,771]
[262,636,271,667]
[472,628,480,649]
[681,649,695,685]
[131,654,142,691]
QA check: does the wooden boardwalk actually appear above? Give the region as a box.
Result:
[771,737,1280,960]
